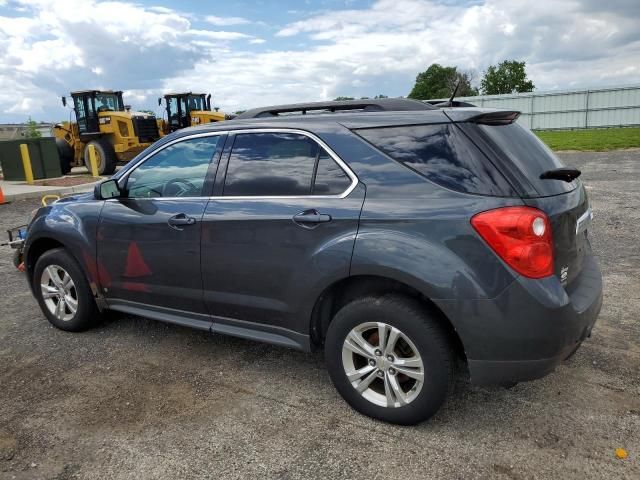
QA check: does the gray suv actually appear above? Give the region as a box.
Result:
[24,99,602,424]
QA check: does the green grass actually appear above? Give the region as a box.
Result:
[535,127,640,151]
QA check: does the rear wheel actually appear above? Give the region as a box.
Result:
[325,295,453,425]
[33,248,100,332]
[55,138,73,175]
[84,138,117,176]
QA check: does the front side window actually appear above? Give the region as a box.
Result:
[223,132,352,197]
[126,136,220,198]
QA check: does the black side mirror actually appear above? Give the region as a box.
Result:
[95,179,121,199]
[62,96,67,107]
[158,97,162,106]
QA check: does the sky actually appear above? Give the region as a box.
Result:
[0,0,638,122]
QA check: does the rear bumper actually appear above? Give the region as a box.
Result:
[437,253,603,385]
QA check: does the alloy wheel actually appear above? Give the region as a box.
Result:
[40,264,78,322]
[341,321,424,408]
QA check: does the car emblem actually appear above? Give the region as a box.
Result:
[560,266,569,283]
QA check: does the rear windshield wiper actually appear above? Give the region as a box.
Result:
[539,168,581,183]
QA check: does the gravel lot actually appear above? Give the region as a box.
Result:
[0,150,638,479]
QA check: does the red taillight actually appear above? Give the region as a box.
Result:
[471,206,554,279]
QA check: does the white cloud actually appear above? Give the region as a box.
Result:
[205,15,251,26]
[187,29,251,40]
[0,0,638,122]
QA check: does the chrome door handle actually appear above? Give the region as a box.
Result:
[292,209,332,228]
[168,213,196,230]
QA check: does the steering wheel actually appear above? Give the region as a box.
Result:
[162,178,197,197]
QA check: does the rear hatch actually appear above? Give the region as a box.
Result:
[455,113,591,287]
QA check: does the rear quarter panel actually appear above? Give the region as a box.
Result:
[318,126,523,301]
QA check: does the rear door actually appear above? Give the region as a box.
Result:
[200,130,364,338]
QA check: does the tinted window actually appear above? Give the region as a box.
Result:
[127,136,220,198]
[356,124,516,196]
[312,150,351,195]
[224,133,319,196]
[476,122,576,196]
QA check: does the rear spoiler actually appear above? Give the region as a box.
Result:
[468,111,520,125]
[443,109,521,125]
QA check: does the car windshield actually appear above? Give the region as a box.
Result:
[95,93,121,112]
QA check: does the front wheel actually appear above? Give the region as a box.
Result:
[325,295,453,425]
[33,248,100,332]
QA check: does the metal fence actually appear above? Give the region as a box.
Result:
[431,84,640,130]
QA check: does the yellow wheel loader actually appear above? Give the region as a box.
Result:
[157,92,229,135]
[53,90,160,175]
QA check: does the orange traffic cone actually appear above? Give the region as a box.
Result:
[0,184,8,205]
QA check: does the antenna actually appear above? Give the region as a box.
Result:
[447,80,461,107]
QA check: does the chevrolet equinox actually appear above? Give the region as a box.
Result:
[23,98,602,424]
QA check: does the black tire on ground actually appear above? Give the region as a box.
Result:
[83,138,117,176]
[33,248,101,332]
[325,295,454,425]
[55,138,74,175]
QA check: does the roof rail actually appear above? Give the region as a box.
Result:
[235,98,435,119]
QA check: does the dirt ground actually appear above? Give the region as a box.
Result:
[0,150,638,479]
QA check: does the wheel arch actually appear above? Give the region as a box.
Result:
[25,234,105,310]
[25,236,65,286]
[309,274,467,363]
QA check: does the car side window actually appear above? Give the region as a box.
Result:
[356,124,514,196]
[223,132,351,197]
[312,149,352,195]
[126,136,220,198]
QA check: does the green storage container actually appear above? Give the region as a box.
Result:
[0,137,62,181]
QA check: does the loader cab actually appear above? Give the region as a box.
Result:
[68,90,124,135]
[162,93,211,132]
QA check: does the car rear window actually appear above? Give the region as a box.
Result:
[474,122,577,197]
[355,123,516,196]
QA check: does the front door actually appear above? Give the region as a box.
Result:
[201,131,364,339]
[97,134,224,322]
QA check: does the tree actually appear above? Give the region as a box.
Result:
[333,96,355,101]
[24,117,42,138]
[480,60,535,95]
[408,64,477,100]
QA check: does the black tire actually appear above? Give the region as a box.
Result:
[83,138,117,175]
[325,295,453,425]
[33,248,100,332]
[55,138,73,175]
